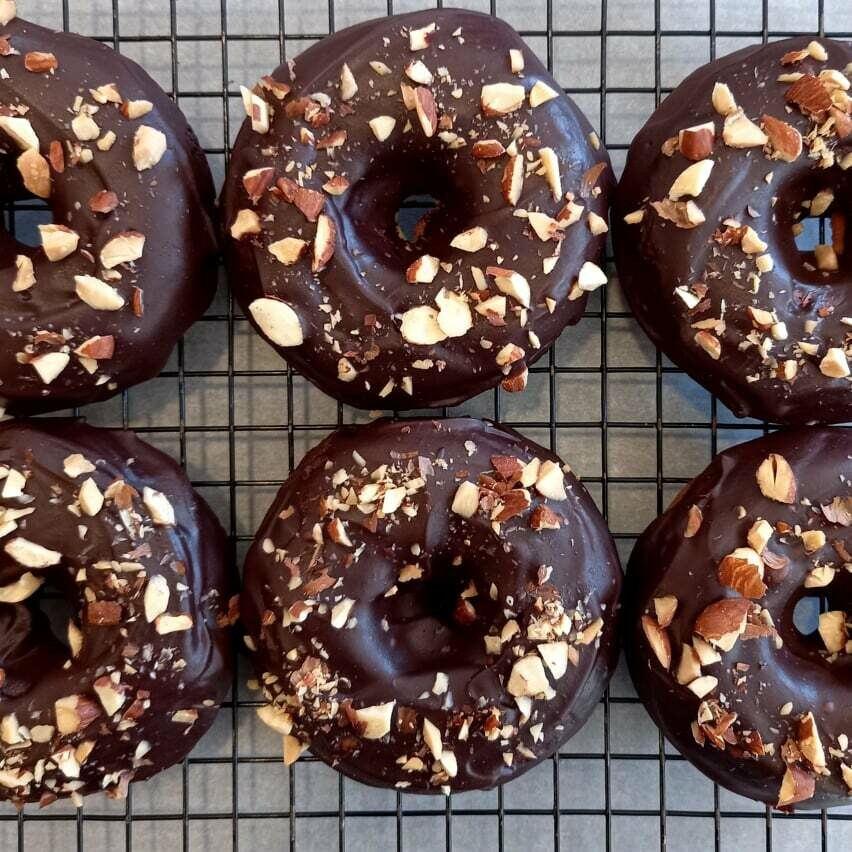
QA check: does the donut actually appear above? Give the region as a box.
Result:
[625,427,852,809]
[0,10,217,416]
[612,37,851,425]
[241,417,621,793]
[221,8,612,411]
[0,419,232,805]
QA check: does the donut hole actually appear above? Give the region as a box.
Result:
[37,581,79,653]
[792,593,824,637]
[395,193,440,243]
[423,552,477,629]
[774,172,849,282]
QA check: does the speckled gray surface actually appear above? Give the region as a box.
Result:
[2,1,852,850]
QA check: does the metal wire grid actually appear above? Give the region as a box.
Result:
[1,0,851,849]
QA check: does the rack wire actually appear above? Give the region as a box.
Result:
[2,0,851,849]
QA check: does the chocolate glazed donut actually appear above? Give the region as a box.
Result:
[0,10,217,415]
[221,8,611,411]
[625,428,852,809]
[242,417,621,793]
[612,37,851,425]
[0,420,232,805]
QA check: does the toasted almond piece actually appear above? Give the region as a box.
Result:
[652,198,705,228]
[529,80,559,107]
[535,460,567,501]
[16,148,50,198]
[694,330,721,360]
[818,610,847,653]
[354,701,395,739]
[472,139,506,159]
[747,519,773,553]
[4,536,61,568]
[78,477,104,516]
[804,565,835,588]
[496,343,525,367]
[240,85,270,133]
[819,347,850,378]
[684,504,703,537]
[406,254,440,284]
[577,261,607,292]
[39,224,79,261]
[282,734,307,765]
[249,298,304,347]
[450,226,487,253]
[368,115,396,141]
[55,695,99,735]
[12,254,35,292]
[64,454,95,478]
[723,110,768,148]
[741,226,768,254]
[451,481,480,518]
[0,115,39,151]
[624,209,645,225]
[435,289,472,338]
[501,367,528,393]
[0,572,43,603]
[641,615,671,669]
[539,146,562,200]
[814,244,838,271]
[509,49,525,74]
[257,704,293,736]
[480,82,525,117]
[339,63,358,101]
[761,114,802,162]
[798,711,827,770]
[312,213,336,273]
[507,654,550,696]
[755,454,796,504]
[71,112,99,141]
[676,644,702,685]
[501,154,524,205]
[588,211,608,236]
[142,486,175,526]
[489,267,530,308]
[712,82,738,116]
[801,529,826,553]
[75,334,114,360]
[400,82,417,110]
[408,22,435,51]
[777,765,815,807]
[268,237,307,266]
[422,717,442,759]
[30,352,68,385]
[230,208,262,240]
[93,675,125,716]
[0,1,16,27]
[100,231,145,269]
[538,641,569,679]
[414,86,438,137]
[687,675,718,698]
[694,597,750,649]
[811,190,835,218]
[121,99,153,119]
[75,275,124,311]
[155,613,193,634]
[132,125,167,170]
[322,175,350,196]
[400,305,446,345]
[718,550,766,598]
[144,574,170,622]
[243,166,275,203]
[405,59,433,86]
[654,595,678,628]
[692,635,721,665]
[678,122,715,160]
[669,159,714,200]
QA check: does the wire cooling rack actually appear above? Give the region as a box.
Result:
[3,0,852,850]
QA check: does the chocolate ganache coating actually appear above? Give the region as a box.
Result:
[241,417,622,793]
[221,8,612,411]
[625,427,852,809]
[0,12,218,415]
[0,420,232,805]
[612,37,851,425]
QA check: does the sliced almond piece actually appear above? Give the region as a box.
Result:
[249,298,304,347]
[0,572,43,603]
[761,114,802,162]
[489,267,530,308]
[712,82,738,116]
[75,275,125,311]
[354,701,395,739]
[539,146,562,199]
[406,254,440,284]
[535,460,567,501]
[641,615,671,669]
[17,148,51,198]
[268,237,307,266]
[144,574,170,622]
[818,610,847,653]
[78,477,104,516]
[777,765,815,807]
[472,139,505,159]
[678,122,715,160]
[451,481,480,518]
[414,87,438,137]
[312,213,336,272]
[529,80,559,107]
[501,155,524,206]
[723,110,768,148]
[577,261,607,293]
[694,597,750,650]
[819,347,850,378]
[4,536,61,568]
[12,255,35,292]
[39,224,79,261]
[339,63,358,101]
[132,125,167,171]
[676,644,702,684]
[687,675,718,698]
[435,289,472,338]
[405,59,433,86]
[669,159,714,199]
[653,595,678,628]
[100,231,145,269]
[31,352,69,385]
[509,49,524,74]
[0,115,39,150]
[400,305,447,345]
[507,654,550,696]
[230,208,262,240]
[480,82,525,117]
[368,115,396,141]
[450,226,487,253]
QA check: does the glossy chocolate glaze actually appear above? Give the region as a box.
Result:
[626,428,852,809]
[0,15,218,415]
[613,37,851,425]
[222,9,611,411]
[0,420,232,805]
[242,417,622,792]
